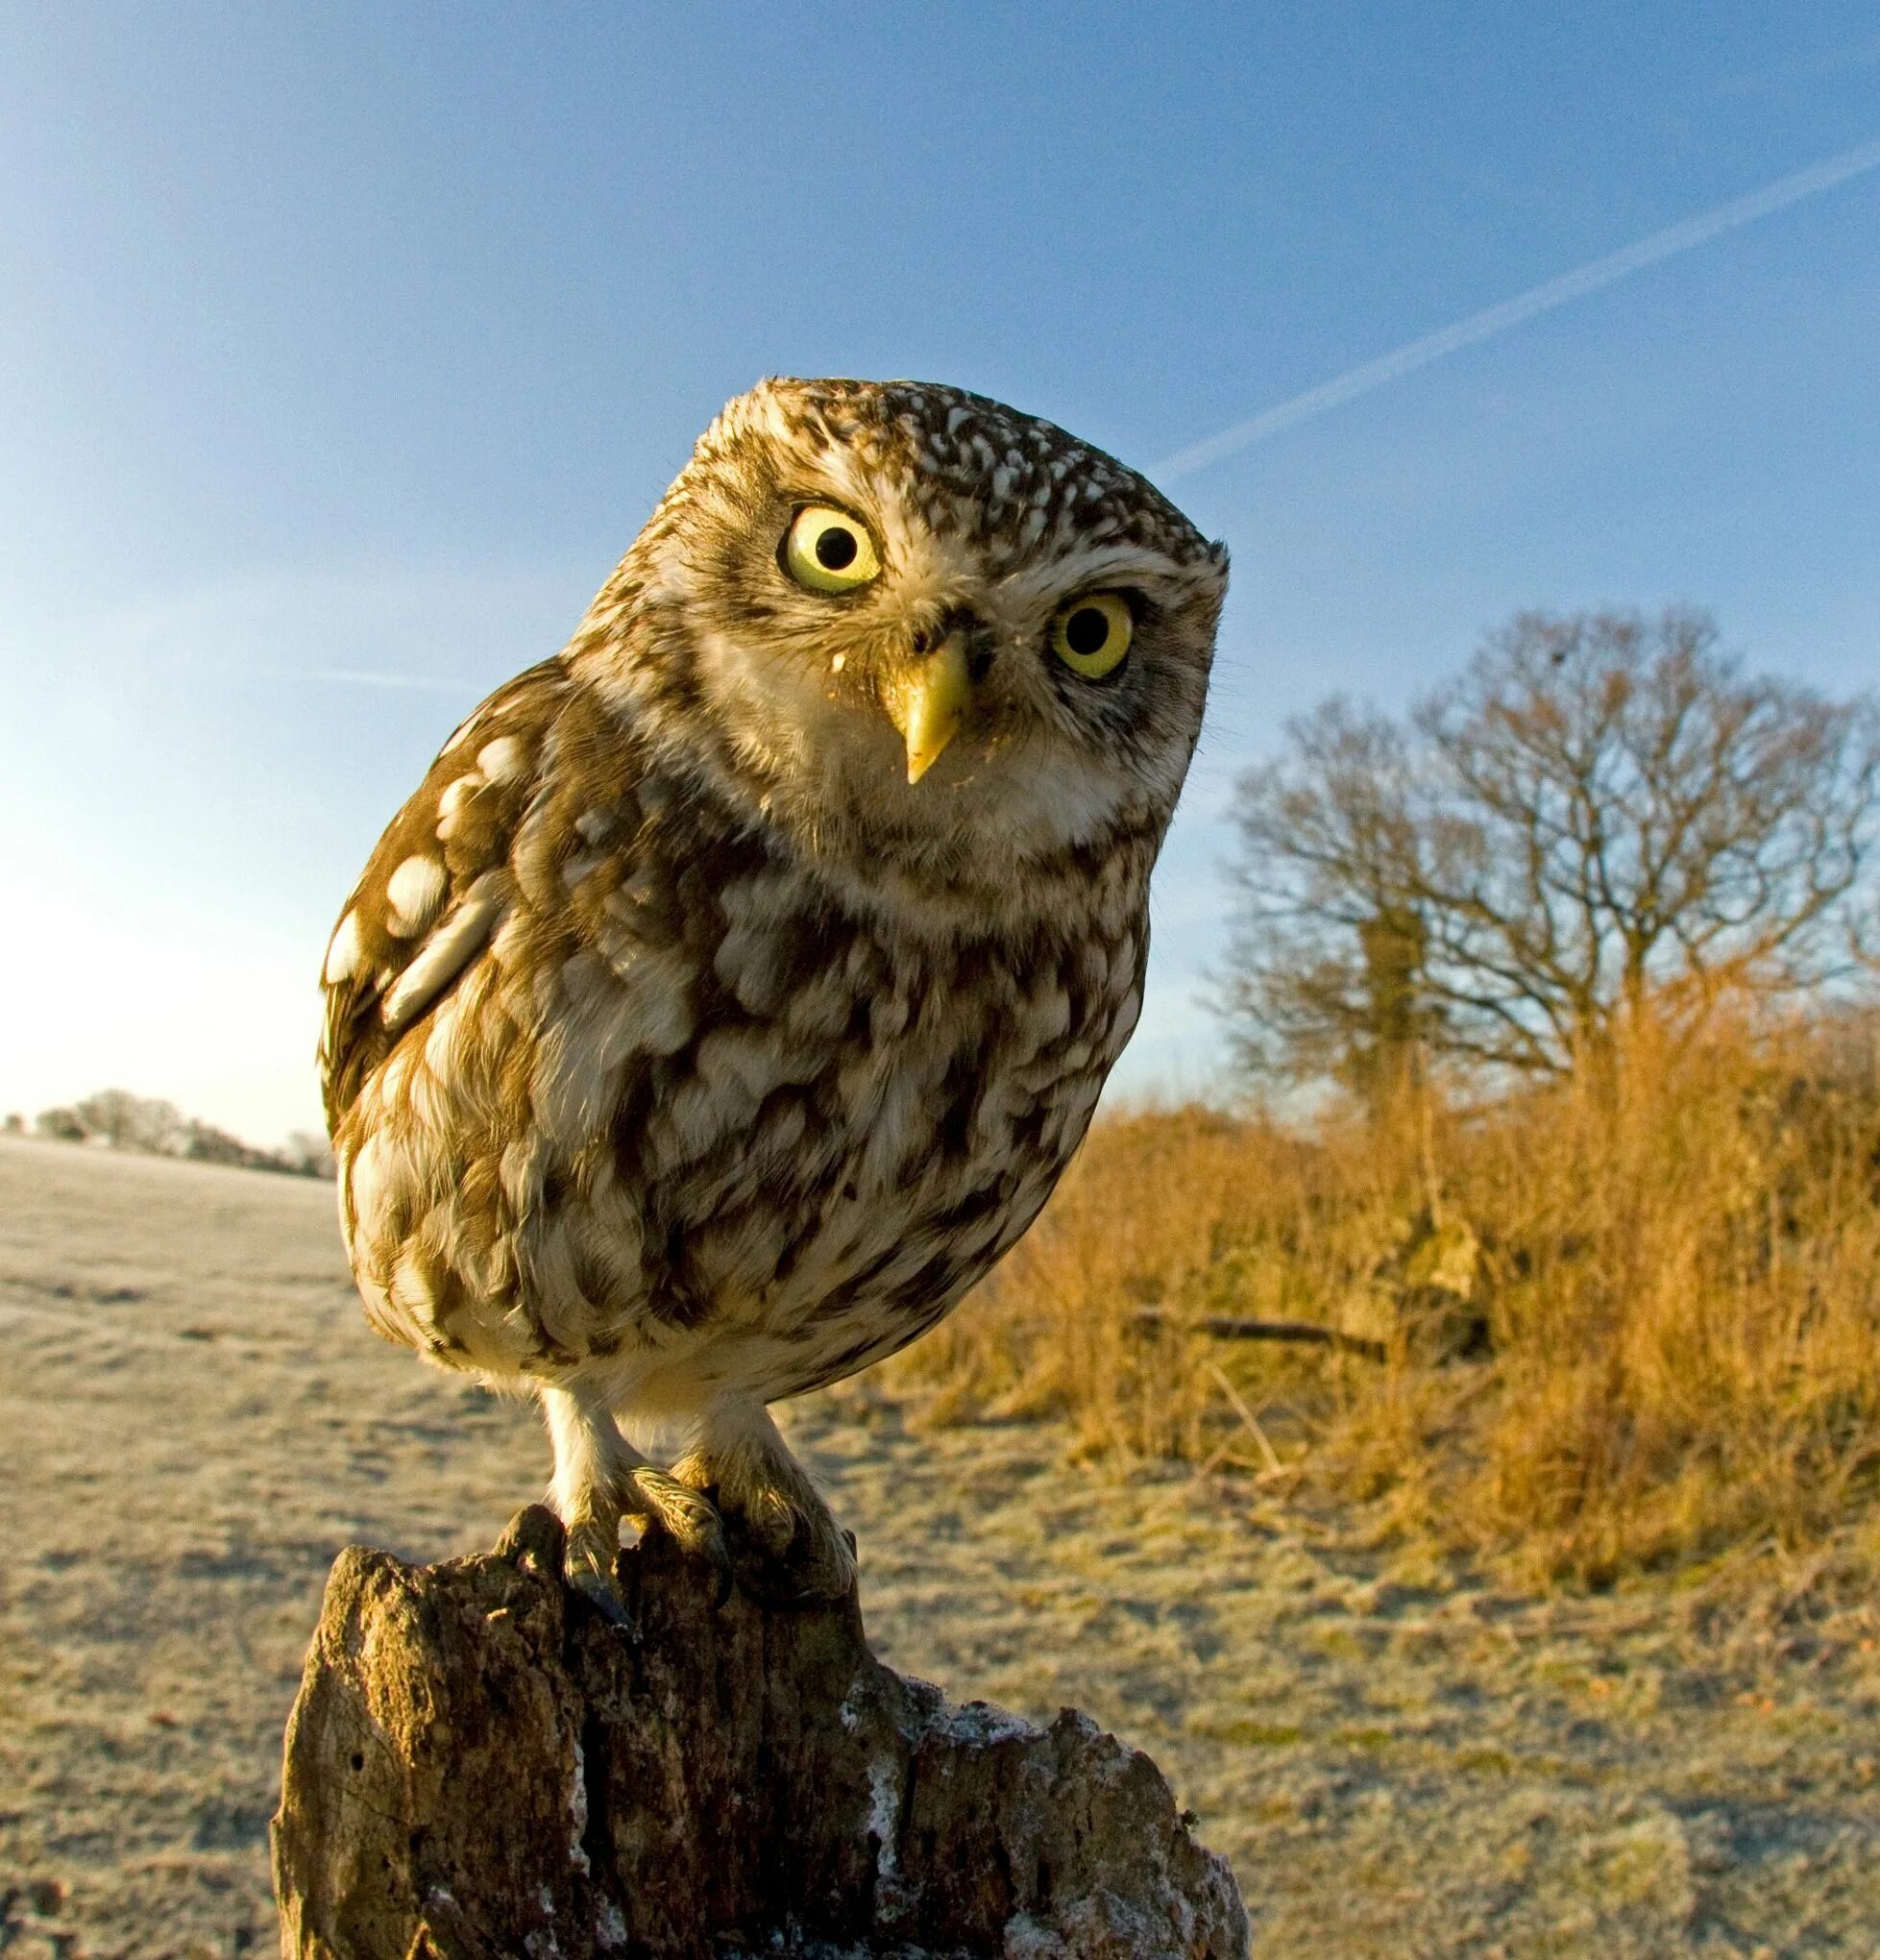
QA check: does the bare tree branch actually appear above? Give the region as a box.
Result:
[1216,609,1880,1090]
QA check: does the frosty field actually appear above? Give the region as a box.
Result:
[4,1134,1880,1957]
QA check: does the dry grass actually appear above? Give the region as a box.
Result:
[889,1010,1880,1588]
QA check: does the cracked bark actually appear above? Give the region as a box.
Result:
[271,1507,1250,1959]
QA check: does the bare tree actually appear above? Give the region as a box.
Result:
[71,1089,187,1154]
[1219,609,1880,1087]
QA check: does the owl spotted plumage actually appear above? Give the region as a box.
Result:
[319,378,1227,1610]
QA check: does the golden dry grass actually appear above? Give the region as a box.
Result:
[889,1010,1880,1588]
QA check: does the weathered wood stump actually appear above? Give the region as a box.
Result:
[272,1507,1249,1958]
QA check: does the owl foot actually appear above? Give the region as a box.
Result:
[622,1465,733,1606]
[717,1493,857,1607]
[742,1512,857,1607]
[671,1403,858,1606]
[543,1383,729,1626]
[558,1485,731,1621]
[563,1515,633,1628]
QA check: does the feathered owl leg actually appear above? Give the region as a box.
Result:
[540,1382,728,1617]
[669,1397,857,1604]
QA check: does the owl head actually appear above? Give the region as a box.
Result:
[574,379,1228,894]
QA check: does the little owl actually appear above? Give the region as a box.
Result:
[319,378,1227,1611]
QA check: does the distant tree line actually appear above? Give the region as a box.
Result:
[1218,607,1880,1100]
[7,1090,334,1179]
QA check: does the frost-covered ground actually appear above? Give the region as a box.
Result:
[3,1135,1879,1957]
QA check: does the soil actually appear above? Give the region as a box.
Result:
[4,1134,1879,1957]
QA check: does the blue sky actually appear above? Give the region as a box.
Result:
[1,3,1875,1142]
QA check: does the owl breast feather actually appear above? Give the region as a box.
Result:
[324,661,1148,1395]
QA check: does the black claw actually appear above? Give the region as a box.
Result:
[697,1523,734,1607]
[570,1569,633,1629]
[726,1542,857,1610]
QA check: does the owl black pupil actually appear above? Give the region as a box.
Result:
[815,526,858,571]
[1065,607,1110,656]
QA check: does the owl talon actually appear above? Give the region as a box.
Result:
[725,1507,858,1607]
[797,1515,860,1602]
[708,1540,735,1607]
[671,1409,858,1606]
[570,1566,633,1628]
[563,1518,632,1628]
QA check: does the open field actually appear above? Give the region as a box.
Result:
[5,1133,1880,1956]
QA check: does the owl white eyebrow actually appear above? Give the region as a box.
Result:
[1003,548,1188,601]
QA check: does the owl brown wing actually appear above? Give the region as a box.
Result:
[318,658,573,1133]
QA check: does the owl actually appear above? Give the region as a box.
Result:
[319,378,1227,1612]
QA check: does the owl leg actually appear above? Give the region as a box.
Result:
[669,1398,857,1605]
[541,1383,634,1621]
[540,1383,728,1618]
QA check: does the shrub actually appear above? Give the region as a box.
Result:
[890,1007,1880,1587]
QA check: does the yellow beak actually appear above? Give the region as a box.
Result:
[885,630,972,784]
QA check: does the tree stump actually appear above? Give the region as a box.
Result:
[272,1507,1250,1958]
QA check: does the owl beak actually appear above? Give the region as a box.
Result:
[886,629,972,785]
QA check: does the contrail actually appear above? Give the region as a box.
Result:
[1152,136,1880,482]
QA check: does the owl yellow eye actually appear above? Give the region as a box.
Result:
[1049,592,1134,678]
[783,505,882,594]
